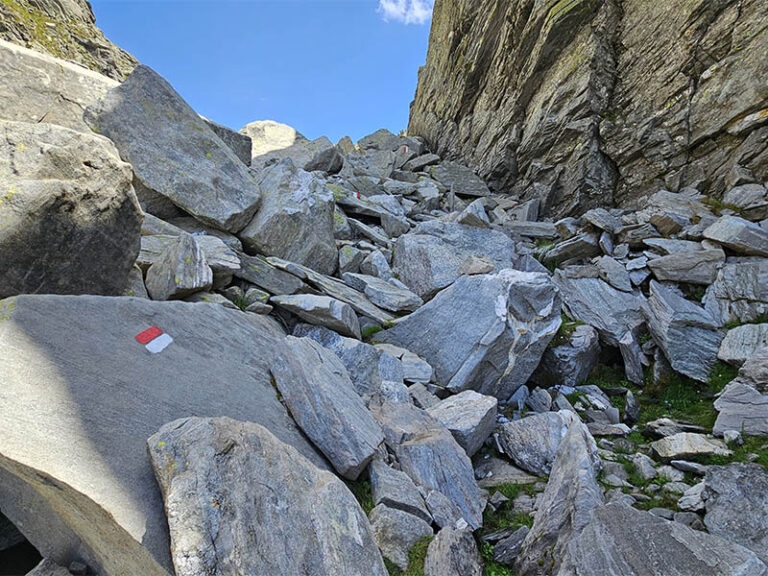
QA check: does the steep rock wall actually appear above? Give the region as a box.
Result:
[409,0,768,217]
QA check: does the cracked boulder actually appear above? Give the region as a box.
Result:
[148,417,387,576]
[377,270,561,399]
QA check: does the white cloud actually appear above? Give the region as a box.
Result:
[378,0,434,25]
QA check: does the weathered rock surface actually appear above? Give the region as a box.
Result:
[647,247,726,285]
[718,324,768,366]
[271,294,361,339]
[704,216,768,257]
[554,272,646,346]
[559,501,768,576]
[0,0,136,80]
[651,433,731,461]
[239,160,337,275]
[532,324,600,388]
[424,527,483,576]
[714,381,768,437]
[645,280,723,382]
[411,0,768,217]
[0,39,118,134]
[378,270,561,399]
[0,295,325,576]
[368,504,433,571]
[498,412,575,477]
[84,65,261,232]
[391,221,517,299]
[703,463,768,565]
[269,336,383,480]
[0,119,142,299]
[145,235,213,301]
[241,120,337,172]
[704,260,768,326]
[148,417,387,576]
[372,402,484,529]
[515,417,603,575]
[343,272,423,313]
[426,390,497,457]
[294,324,404,405]
[369,460,431,524]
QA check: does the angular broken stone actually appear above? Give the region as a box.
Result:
[703,463,768,565]
[0,119,142,299]
[429,161,490,197]
[424,527,482,576]
[456,198,490,228]
[426,391,497,457]
[533,325,600,388]
[372,401,484,529]
[269,336,384,479]
[704,215,768,257]
[342,272,423,313]
[713,381,768,437]
[239,160,337,274]
[559,501,768,576]
[498,411,576,477]
[368,504,433,571]
[474,457,538,488]
[271,294,361,339]
[514,417,603,575]
[718,324,768,366]
[543,233,601,265]
[392,221,517,299]
[148,417,387,576]
[650,433,731,461]
[493,526,529,566]
[145,235,213,301]
[645,280,723,382]
[505,221,558,239]
[647,247,725,285]
[377,270,561,399]
[703,260,768,326]
[403,153,441,172]
[369,460,431,524]
[596,256,632,292]
[235,252,306,295]
[84,65,261,232]
[554,271,647,346]
[138,234,239,287]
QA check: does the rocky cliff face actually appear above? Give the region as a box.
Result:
[0,0,136,79]
[409,0,768,217]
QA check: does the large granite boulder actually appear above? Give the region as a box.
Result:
[377,270,561,399]
[0,295,325,576]
[84,65,261,232]
[704,260,768,326]
[559,501,768,575]
[369,460,432,524]
[532,324,600,388]
[498,411,576,477]
[269,336,384,480]
[368,504,433,571]
[645,280,724,382]
[241,120,336,172]
[391,221,518,299]
[145,235,213,301]
[239,160,337,275]
[514,417,603,575]
[148,417,387,576]
[426,390,497,457]
[0,119,142,299]
[704,216,768,257]
[718,324,768,366]
[703,463,768,565]
[372,401,485,529]
[0,39,118,133]
[424,527,483,576]
[714,381,768,437]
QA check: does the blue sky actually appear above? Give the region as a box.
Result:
[90,1,434,143]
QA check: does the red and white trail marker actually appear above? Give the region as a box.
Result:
[135,326,173,354]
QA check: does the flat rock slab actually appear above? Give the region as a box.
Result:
[271,294,361,339]
[85,65,261,232]
[148,417,387,576]
[269,336,383,480]
[0,119,142,299]
[343,272,423,313]
[718,324,768,366]
[0,295,325,576]
[714,382,768,436]
[377,270,560,399]
[559,501,768,575]
[704,215,768,257]
[650,432,731,461]
[369,460,431,524]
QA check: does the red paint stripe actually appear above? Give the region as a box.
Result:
[135,326,162,344]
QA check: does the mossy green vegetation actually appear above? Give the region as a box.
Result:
[361,324,384,340]
[345,479,375,515]
[550,313,585,347]
[479,484,536,538]
[479,542,515,576]
[722,314,768,331]
[385,536,433,576]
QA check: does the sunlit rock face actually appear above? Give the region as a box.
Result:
[410,0,768,217]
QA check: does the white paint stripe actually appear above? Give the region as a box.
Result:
[145,333,173,354]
